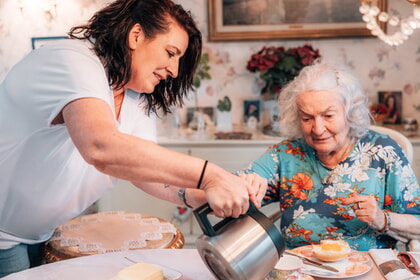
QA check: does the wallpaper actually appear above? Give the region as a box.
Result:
[1,0,419,128]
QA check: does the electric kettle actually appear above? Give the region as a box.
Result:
[194,202,285,280]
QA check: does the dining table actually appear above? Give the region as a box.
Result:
[2,248,385,280]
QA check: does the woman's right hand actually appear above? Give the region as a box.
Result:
[200,162,257,218]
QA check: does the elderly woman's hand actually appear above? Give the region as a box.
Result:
[342,194,386,231]
[239,173,267,209]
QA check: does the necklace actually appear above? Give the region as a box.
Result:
[314,138,355,186]
[316,137,355,168]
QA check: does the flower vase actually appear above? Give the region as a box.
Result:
[216,110,233,132]
[261,93,281,136]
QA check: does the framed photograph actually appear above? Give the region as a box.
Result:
[31,36,67,49]
[378,91,402,125]
[208,0,387,41]
[186,107,214,130]
[243,100,260,123]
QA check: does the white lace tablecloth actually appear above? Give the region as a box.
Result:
[3,249,215,280]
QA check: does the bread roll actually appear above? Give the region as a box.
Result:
[312,240,351,262]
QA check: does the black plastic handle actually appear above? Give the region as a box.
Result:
[193,201,259,237]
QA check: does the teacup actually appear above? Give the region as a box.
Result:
[267,255,303,280]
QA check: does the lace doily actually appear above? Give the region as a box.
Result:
[50,211,177,253]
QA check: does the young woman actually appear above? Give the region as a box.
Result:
[0,0,265,276]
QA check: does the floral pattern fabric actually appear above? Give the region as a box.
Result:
[238,130,420,251]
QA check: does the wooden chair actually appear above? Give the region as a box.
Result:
[369,125,413,163]
[370,125,418,251]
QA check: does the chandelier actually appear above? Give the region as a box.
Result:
[359,0,420,46]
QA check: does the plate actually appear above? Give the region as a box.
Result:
[154,264,182,280]
[290,245,373,279]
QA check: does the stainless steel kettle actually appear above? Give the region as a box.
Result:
[194,202,285,280]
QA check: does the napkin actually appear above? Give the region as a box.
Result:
[399,252,420,275]
[369,248,419,280]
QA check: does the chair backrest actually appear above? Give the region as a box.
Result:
[369,125,413,163]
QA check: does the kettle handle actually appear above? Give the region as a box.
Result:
[193,201,259,237]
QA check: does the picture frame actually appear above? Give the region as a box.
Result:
[208,0,387,41]
[31,36,67,49]
[186,107,215,129]
[243,100,260,123]
[378,91,402,125]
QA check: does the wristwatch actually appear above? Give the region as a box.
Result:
[178,188,192,208]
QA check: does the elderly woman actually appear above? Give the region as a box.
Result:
[237,60,420,251]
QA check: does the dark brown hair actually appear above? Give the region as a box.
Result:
[69,0,202,114]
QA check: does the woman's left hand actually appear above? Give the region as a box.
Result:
[342,194,386,231]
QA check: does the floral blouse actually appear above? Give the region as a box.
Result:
[239,130,420,251]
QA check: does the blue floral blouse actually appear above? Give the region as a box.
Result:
[239,130,420,251]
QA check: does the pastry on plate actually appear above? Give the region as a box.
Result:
[312,240,351,262]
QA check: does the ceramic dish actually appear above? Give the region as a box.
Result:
[290,245,373,279]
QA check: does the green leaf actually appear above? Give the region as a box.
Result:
[193,53,212,89]
[217,96,232,112]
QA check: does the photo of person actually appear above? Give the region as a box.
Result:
[244,100,260,130]
[244,100,260,122]
[378,91,402,125]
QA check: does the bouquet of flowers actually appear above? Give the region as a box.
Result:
[370,104,388,122]
[246,44,321,99]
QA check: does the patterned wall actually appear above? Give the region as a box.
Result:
[1,0,419,127]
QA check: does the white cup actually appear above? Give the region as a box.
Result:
[267,255,303,280]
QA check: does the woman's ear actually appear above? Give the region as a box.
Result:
[128,23,143,50]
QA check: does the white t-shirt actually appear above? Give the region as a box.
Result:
[0,39,156,249]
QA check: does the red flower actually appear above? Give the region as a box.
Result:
[177,207,187,214]
[370,104,388,114]
[247,44,321,95]
[290,173,314,200]
[326,227,339,234]
[384,194,393,206]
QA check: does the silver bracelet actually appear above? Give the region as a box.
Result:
[177,188,192,208]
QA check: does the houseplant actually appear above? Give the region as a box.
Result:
[188,53,212,132]
[246,44,321,135]
[216,96,233,131]
[193,53,211,89]
[246,44,321,100]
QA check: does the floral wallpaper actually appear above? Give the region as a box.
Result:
[1,0,419,128]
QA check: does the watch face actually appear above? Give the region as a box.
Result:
[177,188,185,202]
[178,188,191,208]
